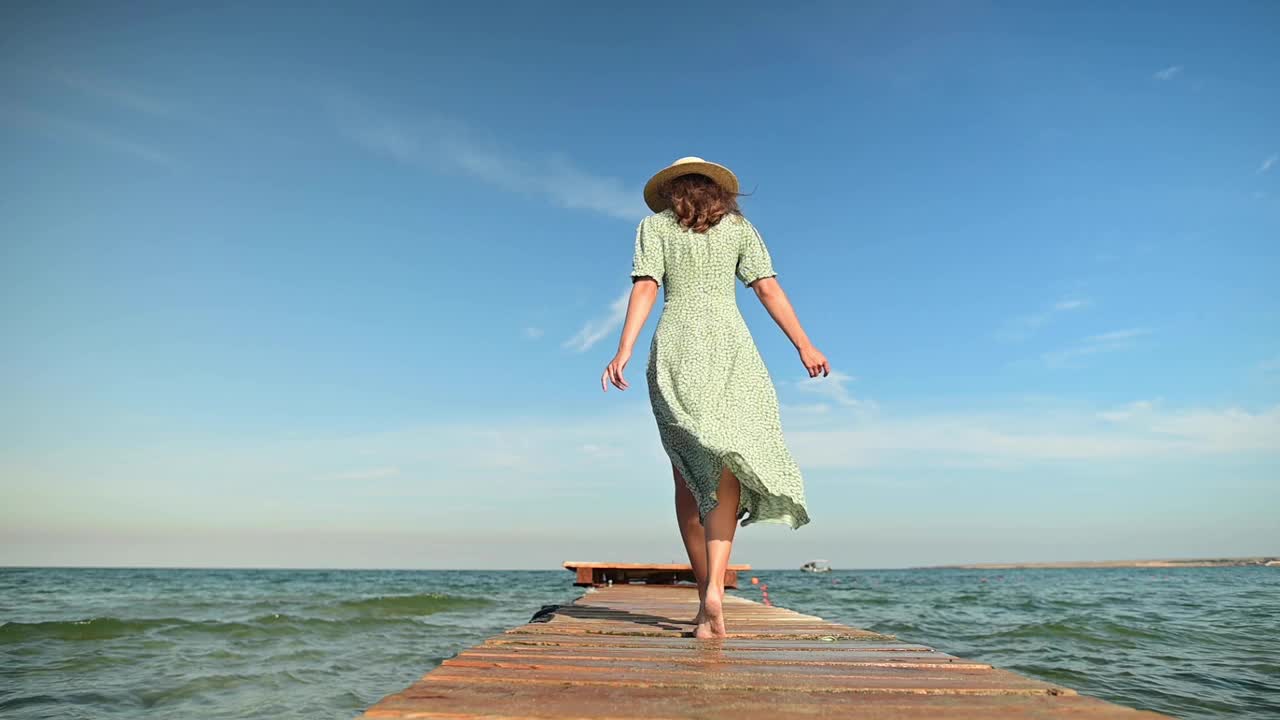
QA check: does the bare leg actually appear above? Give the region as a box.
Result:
[696,464,741,640]
[672,464,709,624]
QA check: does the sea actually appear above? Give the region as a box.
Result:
[2,566,1276,719]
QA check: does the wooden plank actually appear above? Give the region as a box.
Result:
[359,577,1173,719]
[517,589,884,639]
[507,623,883,639]
[454,646,991,668]
[365,683,1168,719]
[563,561,750,588]
[487,633,932,651]
[425,663,1073,695]
[562,562,752,570]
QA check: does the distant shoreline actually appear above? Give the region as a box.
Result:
[915,556,1279,570]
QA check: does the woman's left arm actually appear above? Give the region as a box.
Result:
[602,278,660,391]
[751,277,830,378]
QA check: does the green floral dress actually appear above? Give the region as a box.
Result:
[631,209,810,530]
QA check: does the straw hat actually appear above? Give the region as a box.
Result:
[643,156,740,213]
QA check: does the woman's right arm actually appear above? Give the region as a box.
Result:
[602,279,660,391]
[750,277,830,377]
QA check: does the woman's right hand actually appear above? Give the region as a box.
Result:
[602,350,632,391]
[799,344,830,378]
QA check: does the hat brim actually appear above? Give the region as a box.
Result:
[643,161,740,213]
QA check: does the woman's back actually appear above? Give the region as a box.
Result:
[632,210,777,309]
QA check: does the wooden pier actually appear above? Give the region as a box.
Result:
[563,560,750,588]
[360,565,1170,719]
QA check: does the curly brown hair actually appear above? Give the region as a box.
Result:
[661,173,742,233]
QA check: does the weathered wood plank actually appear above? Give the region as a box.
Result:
[458,646,986,667]
[365,684,1167,719]
[424,663,1073,694]
[562,562,753,570]
[508,622,884,639]
[487,632,930,651]
[563,561,751,588]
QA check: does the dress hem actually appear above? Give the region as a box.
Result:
[722,451,810,531]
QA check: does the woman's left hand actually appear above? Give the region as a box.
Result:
[799,344,830,378]
[602,350,632,391]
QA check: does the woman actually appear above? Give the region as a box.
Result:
[601,156,829,639]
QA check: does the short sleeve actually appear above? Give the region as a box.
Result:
[736,218,777,287]
[630,217,665,286]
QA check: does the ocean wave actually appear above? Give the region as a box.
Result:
[325,592,493,617]
[1,591,493,645]
[0,607,469,645]
[983,616,1167,648]
[0,617,188,643]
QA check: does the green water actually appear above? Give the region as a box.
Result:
[2,566,1276,718]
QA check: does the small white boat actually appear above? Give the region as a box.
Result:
[800,559,832,573]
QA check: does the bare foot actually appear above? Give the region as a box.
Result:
[694,591,726,639]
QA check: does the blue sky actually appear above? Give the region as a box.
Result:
[2,2,1277,569]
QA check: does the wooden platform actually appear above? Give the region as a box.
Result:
[563,560,750,588]
[359,584,1170,719]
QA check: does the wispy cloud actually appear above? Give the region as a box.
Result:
[795,370,866,407]
[1093,398,1280,453]
[50,69,179,117]
[1153,65,1183,81]
[522,326,545,340]
[1042,328,1150,367]
[579,443,624,460]
[326,466,401,481]
[563,288,630,353]
[780,402,832,416]
[787,402,1280,468]
[327,92,646,221]
[1087,328,1150,344]
[0,103,175,166]
[1097,400,1157,423]
[997,297,1090,341]
[1146,407,1280,453]
[1257,154,1278,175]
